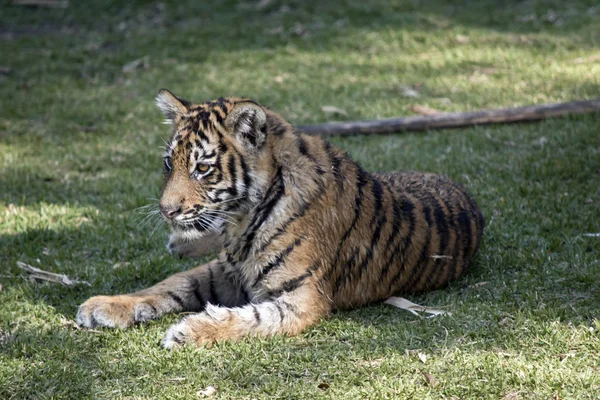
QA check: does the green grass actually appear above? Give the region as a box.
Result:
[1,0,599,398]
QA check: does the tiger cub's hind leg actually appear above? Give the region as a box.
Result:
[76,260,245,329]
[162,284,330,348]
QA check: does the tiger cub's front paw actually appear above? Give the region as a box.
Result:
[162,308,225,349]
[76,295,161,329]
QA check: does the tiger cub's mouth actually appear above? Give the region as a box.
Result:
[170,210,227,235]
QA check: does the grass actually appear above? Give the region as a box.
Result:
[0,0,599,398]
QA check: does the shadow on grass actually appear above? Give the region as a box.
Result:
[2,222,597,331]
[3,1,597,44]
[0,325,102,399]
[1,0,597,95]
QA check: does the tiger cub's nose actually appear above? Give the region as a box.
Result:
[160,205,182,220]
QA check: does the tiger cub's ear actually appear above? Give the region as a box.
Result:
[155,89,190,122]
[225,101,267,149]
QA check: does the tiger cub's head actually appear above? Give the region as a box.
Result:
[155,89,278,240]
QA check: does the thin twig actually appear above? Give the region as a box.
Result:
[16,261,90,286]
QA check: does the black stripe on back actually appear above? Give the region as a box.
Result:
[327,167,369,284]
[454,209,473,279]
[253,236,304,287]
[355,179,387,281]
[297,136,326,175]
[270,121,287,136]
[297,136,311,158]
[385,197,416,294]
[381,197,414,284]
[379,181,403,258]
[324,141,345,192]
[338,168,369,245]
[434,199,459,288]
[415,195,450,290]
[403,205,432,291]
[258,183,327,252]
[240,168,285,258]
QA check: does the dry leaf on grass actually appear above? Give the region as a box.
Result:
[112,262,131,270]
[408,104,441,116]
[16,261,90,286]
[402,87,420,98]
[384,297,451,317]
[468,281,489,288]
[321,105,348,117]
[421,371,437,387]
[455,34,470,44]
[197,385,217,397]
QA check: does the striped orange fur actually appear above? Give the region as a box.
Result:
[76,90,485,347]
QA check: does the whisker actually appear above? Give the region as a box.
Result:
[203,210,238,225]
[149,216,165,237]
[204,208,241,216]
[134,201,162,230]
[202,215,224,232]
[139,212,162,230]
[204,196,248,207]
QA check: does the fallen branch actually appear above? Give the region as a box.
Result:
[16,261,90,286]
[298,99,600,136]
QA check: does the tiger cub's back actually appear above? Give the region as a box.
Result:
[328,168,484,309]
[380,171,484,293]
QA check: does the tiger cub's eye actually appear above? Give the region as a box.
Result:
[197,164,210,173]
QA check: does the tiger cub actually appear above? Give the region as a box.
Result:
[76,90,485,348]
